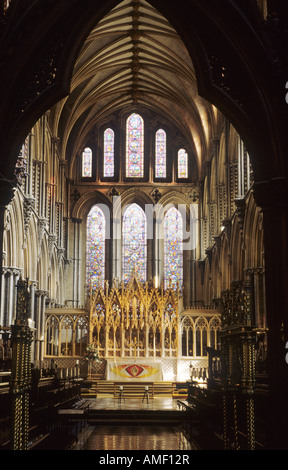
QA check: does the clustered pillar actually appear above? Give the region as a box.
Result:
[10,279,33,450]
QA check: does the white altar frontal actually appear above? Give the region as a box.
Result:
[106,359,163,382]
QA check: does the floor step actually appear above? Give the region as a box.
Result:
[80,380,187,399]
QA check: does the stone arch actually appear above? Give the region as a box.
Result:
[230,217,244,282]
[71,190,112,226]
[37,234,49,292]
[118,188,154,216]
[217,131,226,185]
[243,192,262,269]
[23,213,38,281]
[48,248,58,301]
[220,233,230,293]
[6,191,25,269]
[203,258,212,306]
[211,246,221,300]
[1,0,285,192]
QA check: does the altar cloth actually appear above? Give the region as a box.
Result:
[107,361,163,381]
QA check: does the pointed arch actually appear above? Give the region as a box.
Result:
[37,234,49,292]
[155,128,166,178]
[23,213,38,281]
[164,207,183,289]
[103,128,114,177]
[177,148,188,178]
[86,205,106,290]
[122,203,147,283]
[126,113,144,178]
[82,147,92,177]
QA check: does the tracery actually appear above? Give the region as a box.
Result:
[104,128,115,177]
[164,207,183,289]
[86,206,106,290]
[126,113,144,178]
[122,203,147,283]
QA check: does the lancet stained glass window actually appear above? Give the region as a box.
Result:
[126,113,144,178]
[104,128,115,177]
[122,204,147,282]
[155,129,166,178]
[86,206,106,290]
[164,207,183,289]
[178,148,188,178]
[82,147,92,177]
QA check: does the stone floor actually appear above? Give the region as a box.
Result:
[70,397,197,451]
[85,396,181,411]
[72,424,196,450]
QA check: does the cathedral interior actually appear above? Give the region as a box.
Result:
[0,0,288,452]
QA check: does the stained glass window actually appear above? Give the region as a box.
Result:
[122,203,146,282]
[126,113,144,178]
[82,147,92,177]
[104,128,115,177]
[155,129,166,178]
[86,206,106,290]
[164,207,183,289]
[178,148,188,178]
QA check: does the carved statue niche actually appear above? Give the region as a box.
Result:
[88,276,180,359]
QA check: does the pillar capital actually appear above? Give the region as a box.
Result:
[253,177,288,210]
[71,217,82,224]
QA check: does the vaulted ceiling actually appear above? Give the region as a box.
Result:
[49,0,218,178]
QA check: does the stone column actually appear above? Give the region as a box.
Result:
[28,280,38,362]
[10,279,33,450]
[11,268,21,326]
[253,177,288,449]
[0,182,15,322]
[248,267,266,329]
[71,217,82,307]
[34,289,48,364]
[6,269,15,325]
[0,267,6,325]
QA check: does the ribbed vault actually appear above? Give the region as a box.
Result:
[50,0,217,177]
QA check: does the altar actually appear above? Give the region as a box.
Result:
[106,359,163,382]
[88,277,180,363]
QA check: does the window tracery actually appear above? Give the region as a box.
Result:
[178,148,188,178]
[181,315,220,358]
[46,315,59,356]
[86,205,106,290]
[82,147,92,177]
[126,113,144,178]
[45,313,88,357]
[164,207,183,289]
[81,114,193,183]
[103,128,115,177]
[122,203,147,283]
[195,316,208,356]
[60,315,73,356]
[155,128,166,178]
